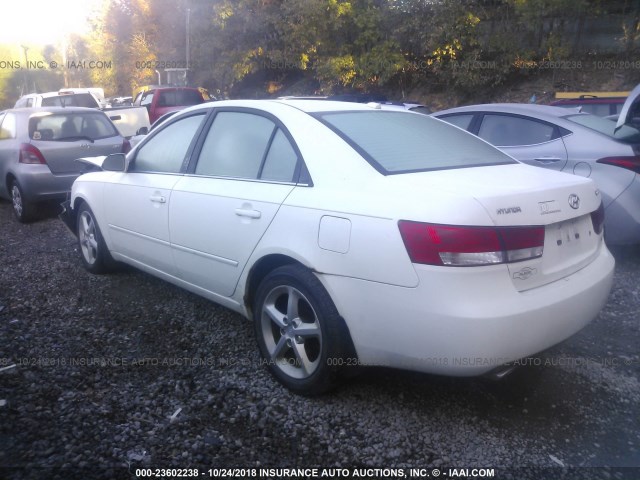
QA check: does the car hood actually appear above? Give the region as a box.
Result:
[75,156,108,172]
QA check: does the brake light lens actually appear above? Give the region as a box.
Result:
[398,221,545,267]
[596,156,640,174]
[122,138,132,154]
[19,143,46,164]
[590,201,605,235]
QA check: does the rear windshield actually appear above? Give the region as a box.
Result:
[157,89,204,107]
[29,112,119,141]
[563,113,640,143]
[315,111,516,174]
[41,93,100,108]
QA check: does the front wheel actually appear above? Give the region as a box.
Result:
[254,264,351,395]
[76,203,115,274]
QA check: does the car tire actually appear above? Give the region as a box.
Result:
[76,202,115,274]
[10,180,35,223]
[254,264,349,395]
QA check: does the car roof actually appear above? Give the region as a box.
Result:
[435,103,580,120]
[180,99,387,115]
[8,106,106,116]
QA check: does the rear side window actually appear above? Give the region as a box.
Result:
[133,113,205,173]
[261,129,299,182]
[157,89,203,107]
[195,111,299,182]
[29,112,118,141]
[478,114,555,146]
[316,111,515,174]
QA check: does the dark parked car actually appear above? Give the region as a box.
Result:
[0,107,129,222]
[133,87,207,124]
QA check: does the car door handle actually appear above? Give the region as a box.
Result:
[235,208,261,219]
[150,195,166,204]
[534,157,562,164]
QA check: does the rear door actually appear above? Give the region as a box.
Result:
[169,109,300,297]
[476,113,569,171]
[28,111,123,174]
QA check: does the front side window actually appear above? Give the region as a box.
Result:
[195,111,298,182]
[29,112,118,141]
[316,110,515,174]
[132,113,205,173]
[478,114,555,146]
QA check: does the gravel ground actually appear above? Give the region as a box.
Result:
[1,199,639,480]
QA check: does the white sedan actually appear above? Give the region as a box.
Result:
[61,100,615,394]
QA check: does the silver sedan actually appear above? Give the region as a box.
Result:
[0,107,128,222]
[434,101,640,245]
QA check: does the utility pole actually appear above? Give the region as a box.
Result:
[21,45,30,94]
[185,8,191,73]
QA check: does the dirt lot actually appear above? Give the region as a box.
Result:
[1,199,639,480]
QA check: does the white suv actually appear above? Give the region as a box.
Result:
[14,89,106,109]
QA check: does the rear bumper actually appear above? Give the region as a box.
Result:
[320,244,615,376]
[14,165,79,203]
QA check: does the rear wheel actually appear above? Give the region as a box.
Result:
[10,180,35,223]
[254,264,349,395]
[77,203,115,274]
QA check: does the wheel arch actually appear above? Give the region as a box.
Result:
[244,254,299,318]
[244,254,359,362]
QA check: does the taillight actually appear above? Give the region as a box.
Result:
[19,143,46,164]
[398,221,545,267]
[596,156,640,174]
[590,201,605,235]
[122,138,132,154]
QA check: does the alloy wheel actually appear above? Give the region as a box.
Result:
[260,285,323,379]
[78,211,99,265]
[11,185,23,219]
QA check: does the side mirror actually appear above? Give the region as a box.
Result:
[102,153,126,172]
[136,126,148,136]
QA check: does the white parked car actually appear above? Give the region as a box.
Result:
[61,100,614,394]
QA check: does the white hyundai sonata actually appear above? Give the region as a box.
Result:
[61,99,615,394]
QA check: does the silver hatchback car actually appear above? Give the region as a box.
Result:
[434,95,640,245]
[0,107,129,222]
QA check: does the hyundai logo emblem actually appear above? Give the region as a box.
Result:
[568,194,580,209]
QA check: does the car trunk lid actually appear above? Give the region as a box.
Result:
[389,163,604,291]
